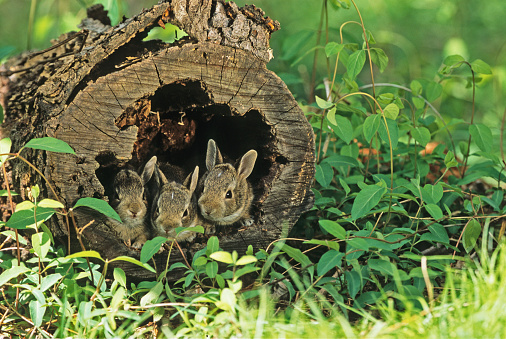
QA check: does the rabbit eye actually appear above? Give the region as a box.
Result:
[182,209,189,218]
[225,190,233,199]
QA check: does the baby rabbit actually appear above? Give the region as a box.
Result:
[198,139,257,226]
[108,156,157,249]
[150,163,200,242]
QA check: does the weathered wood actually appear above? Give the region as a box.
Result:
[0,1,314,279]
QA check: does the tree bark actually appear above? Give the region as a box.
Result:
[0,1,314,280]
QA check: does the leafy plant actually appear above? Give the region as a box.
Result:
[1,0,506,337]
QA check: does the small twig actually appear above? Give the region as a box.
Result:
[421,257,434,307]
[461,65,476,178]
[69,212,95,285]
[500,107,506,167]
[1,163,19,267]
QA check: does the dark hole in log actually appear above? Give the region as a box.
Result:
[95,79,281,242]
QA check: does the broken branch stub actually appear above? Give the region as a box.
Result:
[0,1,314,280]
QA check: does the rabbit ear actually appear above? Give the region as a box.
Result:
[141,156,157,185]
[153,165,169,186]
[206,139,223,170]
[184,166,199,194]
[238,150,257,180]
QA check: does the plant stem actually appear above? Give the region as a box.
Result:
[461,65,476,178]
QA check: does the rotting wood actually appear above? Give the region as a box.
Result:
[0,1,314,280]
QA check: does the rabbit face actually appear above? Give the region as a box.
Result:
[197,139,257,226]
[150,165,199,242]
[151,182,197,240]
[112,170,147,228]
[198,164,248,224]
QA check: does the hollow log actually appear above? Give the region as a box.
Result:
[0,1,315,279]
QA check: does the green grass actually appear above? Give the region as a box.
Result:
[159,243,506,338]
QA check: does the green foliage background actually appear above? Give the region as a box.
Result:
[1,1,506,337]
[2,0,504,126]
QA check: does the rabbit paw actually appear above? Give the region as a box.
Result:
[130,240,145,250]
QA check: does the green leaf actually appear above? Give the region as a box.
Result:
[443,54,465,66]
[32,232,51,259]
[410,80,423,96]
[339,178,351,196]
[471,59,492,74]
[304,239,341,251]
[218,288,237,312]
[22,137,75,154]
[281,244,312,269]
[206,236,220,256]
[463,219,481,253]
[110,256,156,273]
[6,208,55,229]
[425,204,443,220]
[469,124,493,153]
[325,42,344,57]
[206,261,218,278]
[0,190,18,197]
[236,255,257,266]
[317,250,344,276]
[329,114,354,144]
[38,199,64,209]
[29,299,46,328]
[315,95,334,109]
[370,47,388,72]
[114,268,127,288]
[347,238,370,251]
[318,220,346,239]
[351,184,387,220]
[368,259,396,276]
[420,223,449,244]
[444,151,459,168]
[40,223,54,245]
[345,270,361,299]
[347,50,366,81]
[410,126,431,147]
[364,29,376,44]
[175,225,204,236]
[412,97,426,109]
[421,183,444,204]
[31,185,40,201]
[378,117,399,149]
[425,82,443,102]
[210,251,234,264]
[66,250,104,261]
[0,265,30,286]
[0,137,11,164]
[363,114,381,142]
[322,155,361,169]
[234,266,260,280]
[40,273,62,293]
[140,236,167,263]
[140,281,163,307]
[193,256,207,267]
[315,163,334,188]
[383,103,399,120]
[73,197,121,222]
[326,107,337,125]
[329,0,351,9]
